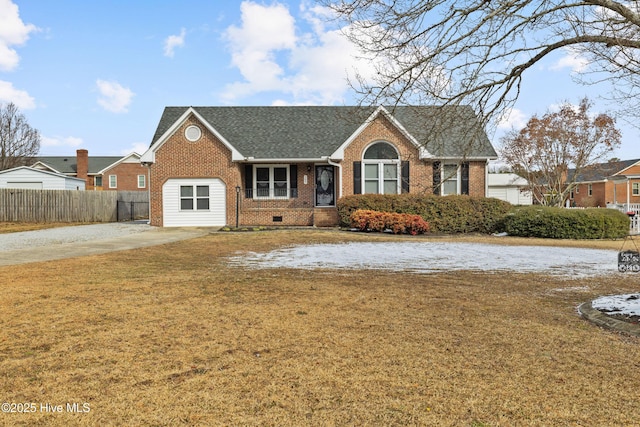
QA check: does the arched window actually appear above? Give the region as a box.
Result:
[362,142,400,194]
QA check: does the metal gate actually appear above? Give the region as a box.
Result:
[117,200,149,222]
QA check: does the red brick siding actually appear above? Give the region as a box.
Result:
[102,162,149,191]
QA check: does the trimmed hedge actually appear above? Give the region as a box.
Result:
[350,209,430,235]
[500,206,629,239]
[337,194,512,234]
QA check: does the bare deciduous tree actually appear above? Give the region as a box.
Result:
[324,0,640,125]
[0,102,41,170]
[500,98,621,207]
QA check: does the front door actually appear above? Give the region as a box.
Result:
[315,165,335,207]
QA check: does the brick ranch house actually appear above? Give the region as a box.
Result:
[568,158,640,207]
[140,106,498,227]
[31,149,149,191]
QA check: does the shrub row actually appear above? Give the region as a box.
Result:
[350,209,430,235]
[500,206,629,239]
[337,194,512,234]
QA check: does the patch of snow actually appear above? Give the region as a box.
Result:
[550,286,591,293]
[228,242,620,278]
[592,294,640,316]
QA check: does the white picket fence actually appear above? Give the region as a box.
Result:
[607,203,640,235]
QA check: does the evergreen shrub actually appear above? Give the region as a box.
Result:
[500,206,629,239]
[337,194,512,234]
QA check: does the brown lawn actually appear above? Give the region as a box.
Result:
[1,229,640,426]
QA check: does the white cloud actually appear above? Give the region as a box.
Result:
[163,28,186,58]
[41,135,83,149]
[497,107,527,130]
[123,142,149,156]
[0,0,38,71]
[96,79,134,113]
[550,47,589,73]
[0,80,35,109]
[221,1,371,104]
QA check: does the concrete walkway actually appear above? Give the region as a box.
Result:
[578,302,640,338]
[0,226,212,266]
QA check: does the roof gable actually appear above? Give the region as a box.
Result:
[96,152,141,174]
[141,107,244,163]
[143,105,497,162]
[331,106,432,160]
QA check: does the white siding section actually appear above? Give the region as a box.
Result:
[487,173,532,205]
[163,178,226,227]
[7,181,43,189]
[0,167,85,190]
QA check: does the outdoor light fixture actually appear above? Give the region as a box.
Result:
[235,185,241,228]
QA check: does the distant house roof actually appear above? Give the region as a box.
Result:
[31,156,130,175]
[0,166,86,182]
[568,159,640,183]
[144,105,497,162]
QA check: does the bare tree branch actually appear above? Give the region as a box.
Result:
[0,102,41,170]
[324,0,640,126]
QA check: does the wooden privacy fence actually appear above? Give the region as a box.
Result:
[0,189,149,223]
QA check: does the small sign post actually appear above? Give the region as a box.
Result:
[618,250,640,272]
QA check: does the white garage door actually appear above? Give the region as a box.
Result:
[162,178,226,227]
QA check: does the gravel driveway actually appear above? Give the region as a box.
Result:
[0,222,154,252]
[0,222,210,265]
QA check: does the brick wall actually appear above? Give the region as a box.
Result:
[149,116,240,227]
[102,162,149,191]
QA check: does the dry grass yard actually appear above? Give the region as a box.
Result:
[1,229,640,426]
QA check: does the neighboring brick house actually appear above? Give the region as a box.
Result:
[568,159,640,207]
[31,149,149,191]
[141,105,498,227]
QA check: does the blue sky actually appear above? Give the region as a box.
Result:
[1,0,638,160]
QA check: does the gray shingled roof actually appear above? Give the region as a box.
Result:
[568,159,640,182]
[33,156,123,174]
[151,106,497,159]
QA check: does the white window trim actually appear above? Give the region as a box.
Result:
[253,165,290,199]
[588,183,593,196]
[138,174,146,189]
[109,175,117,189]
[362,141,401,195]
[362,161,401,194]
[441,163,461,196]
[180,185,210,211]
[633,182,639,196]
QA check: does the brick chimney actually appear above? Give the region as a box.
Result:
[76,149,89,181]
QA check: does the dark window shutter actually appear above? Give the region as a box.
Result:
[401,161,410,193]
[433,161,441,196]
[353,161,361,194]
[461,162,469,195]
[290,164,298,198]
[244,164,253,198]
